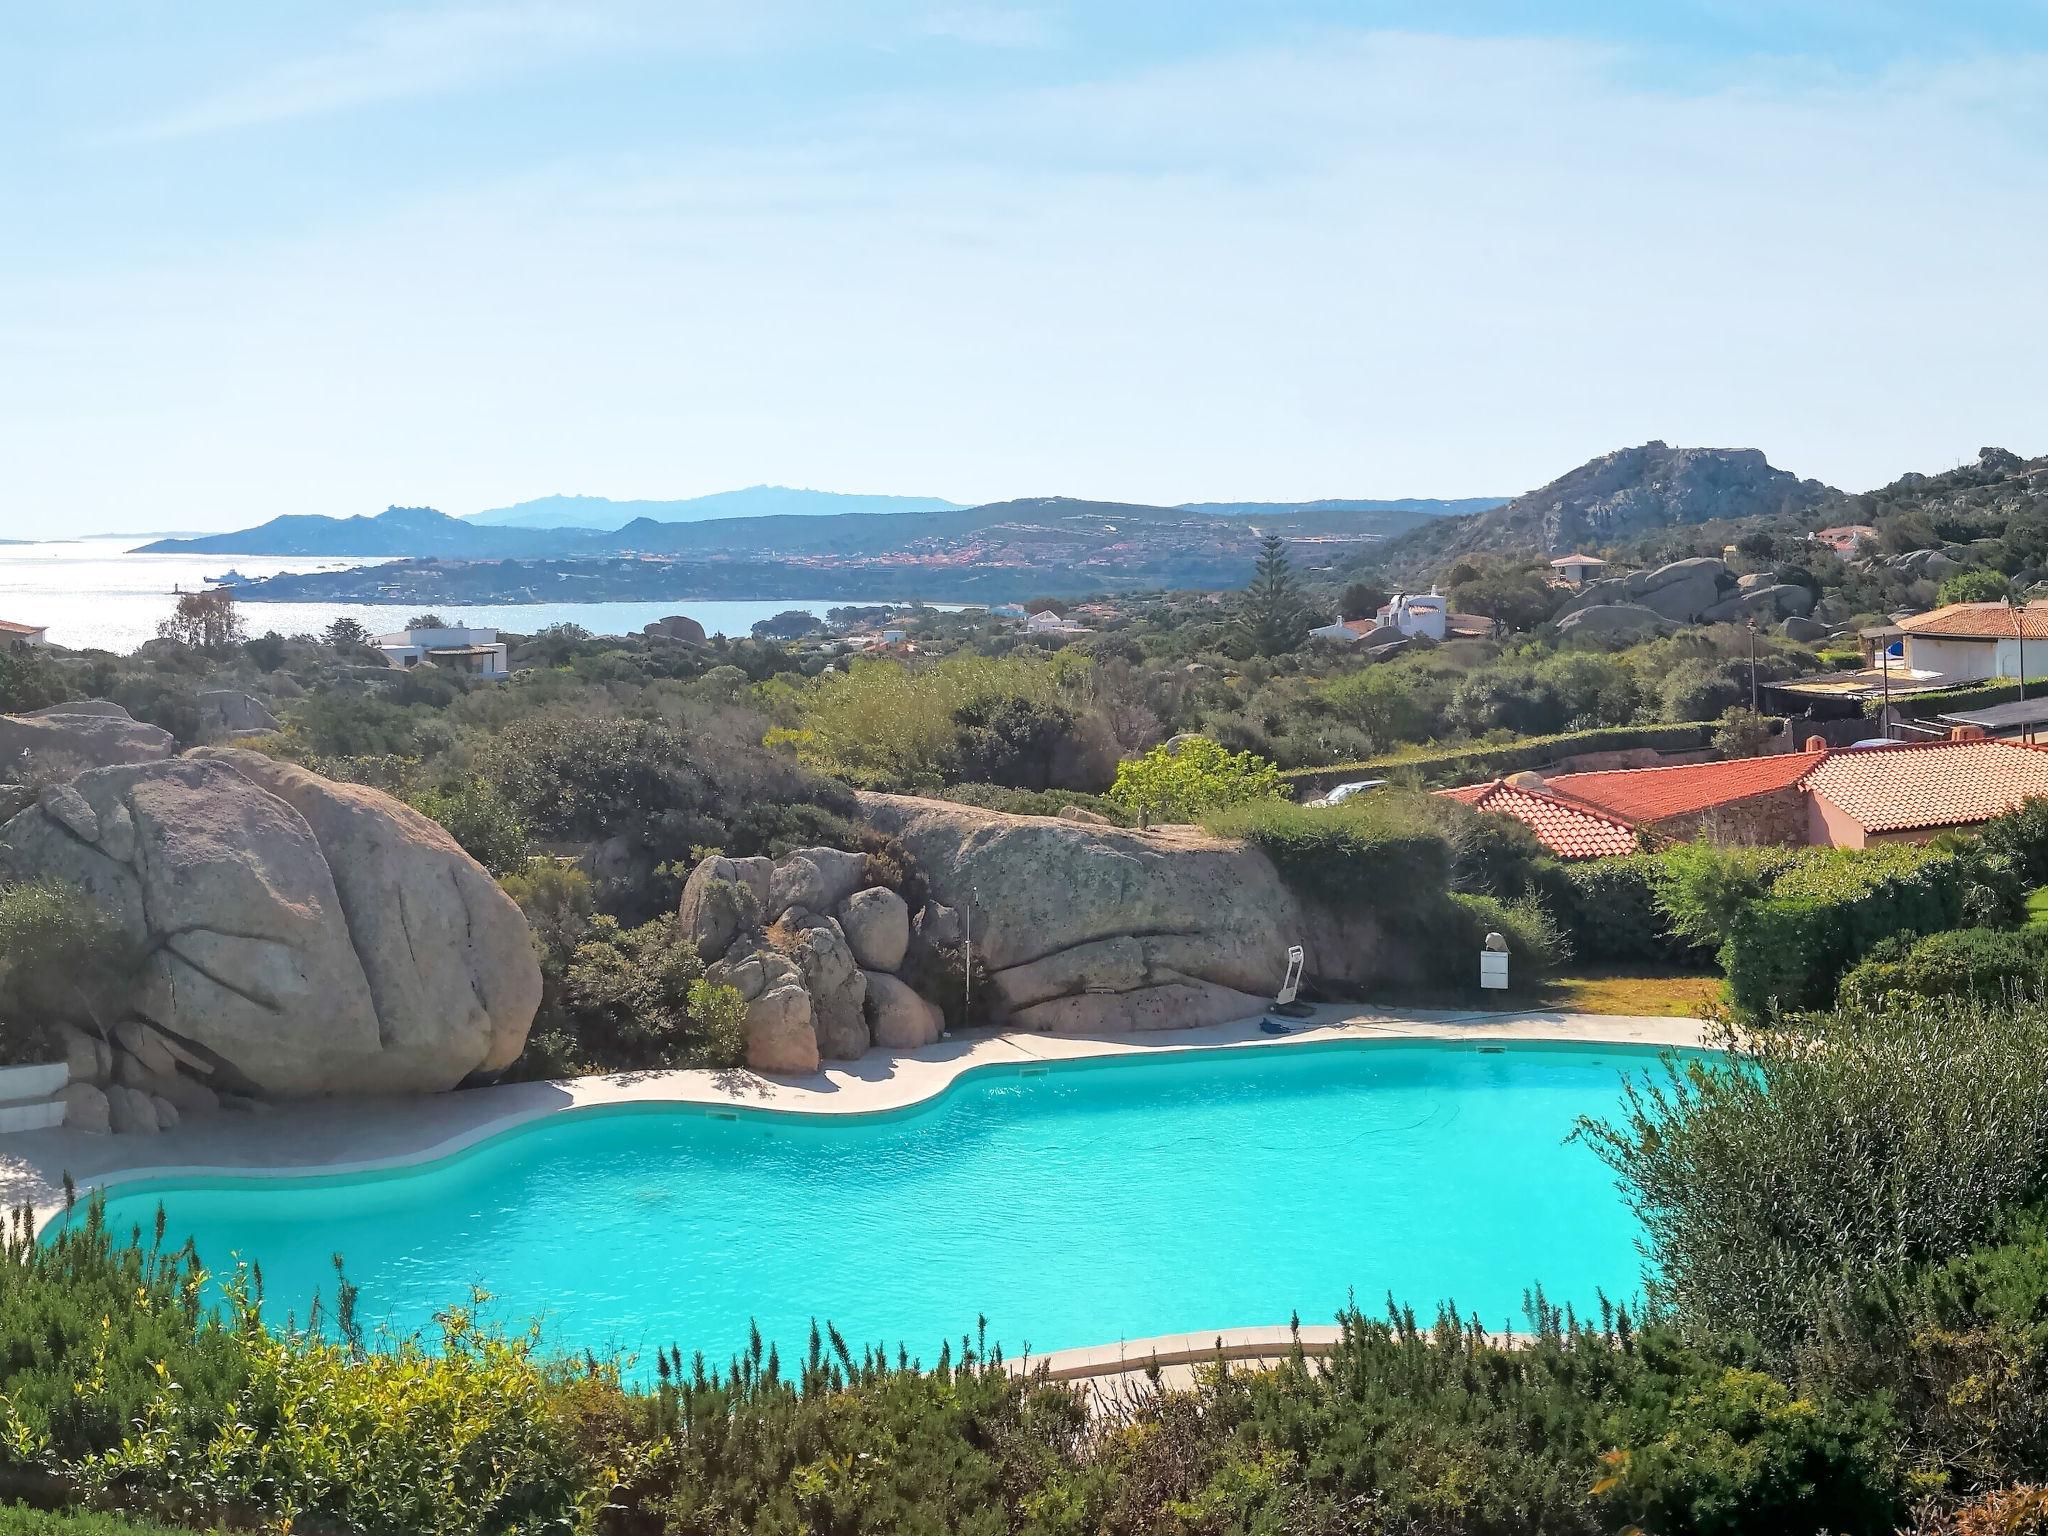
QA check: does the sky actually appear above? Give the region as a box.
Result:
[5,2,2048,535]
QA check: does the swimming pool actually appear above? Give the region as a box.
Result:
[85,1039,1678,1367]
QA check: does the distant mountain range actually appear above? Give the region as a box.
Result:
[215,495,1457,606]
[466,486,966,531]
[135,489,1487,560]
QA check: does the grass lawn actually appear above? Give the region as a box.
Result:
[2026,887,2048,928]
[1539,967,1724,1019]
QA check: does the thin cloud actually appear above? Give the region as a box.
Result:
[920,6,1059,49]
[128,2,618,140]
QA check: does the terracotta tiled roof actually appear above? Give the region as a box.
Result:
[1544,751,1827,824]
[0,620,45,635]
[1800,739,2048,833]
[1896,602,2048,640]
[1437,779,1641,860]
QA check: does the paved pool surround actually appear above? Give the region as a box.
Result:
[1,1004,1708,1235]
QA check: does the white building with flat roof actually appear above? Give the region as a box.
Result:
[374,626,509,680]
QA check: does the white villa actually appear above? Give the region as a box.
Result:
[1024,609,1089,636]
[0,620,49,647]
[1376,591,1449,641]
[374,625,510,680]
[1549,553,1608,588]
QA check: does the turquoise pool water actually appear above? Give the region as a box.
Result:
[86,1040,1676,1366]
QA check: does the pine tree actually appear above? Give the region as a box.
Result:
[1234,534,1312,655]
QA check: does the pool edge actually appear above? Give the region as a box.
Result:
[24,1006,1713,1233]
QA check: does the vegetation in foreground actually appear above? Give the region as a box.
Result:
[8,989,2048,1533]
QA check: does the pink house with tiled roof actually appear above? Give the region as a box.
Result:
[1438,778,1640,860]
[1440,734,2048,855]
[1800,738,2048,846]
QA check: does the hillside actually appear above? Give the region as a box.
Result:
[226,497,1437,606]
[136,506,601,558]
[1181,496,1507,518]
[140,493,1436,567]
[1359,442,1837,580]
[468,486,965,531]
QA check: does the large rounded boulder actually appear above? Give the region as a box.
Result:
[0,749,541,1098]
[859,792,1410,1034]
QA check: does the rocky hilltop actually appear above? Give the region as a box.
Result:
[1368,441,1837,577]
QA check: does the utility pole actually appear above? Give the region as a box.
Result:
[2013,597,2031,744]
[1747,617,1759,714]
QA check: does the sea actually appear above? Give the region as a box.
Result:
[0,539,924,654]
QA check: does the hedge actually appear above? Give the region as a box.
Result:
[1837,926,2048,1009]
[1723,845,1976,1016]
[1866,678,2027,720]
[1281,722,1718,793]
[1552,855,1711,967]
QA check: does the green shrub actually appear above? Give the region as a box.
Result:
[0,882,137,1063]
[1109,738,1284,822]
[933,782,1131,825]
[1451,892,1570,980]
[1280,722,1718,792]
[405,776,533,876]
[1838,926,2048,1009]
[1976,797,2048,889]
[1579,994,2048,1356]
[1653,841,1799,952]
[1722,844,1980,1016]
[1203,792,1450,908]
[1556,855,1709,966]
[0,1506,203,1534]
[0,1203,249,1463]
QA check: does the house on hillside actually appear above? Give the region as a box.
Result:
[1023,609,1089,636]
[1439,734,2048,853]
[1801,738,2048,846]
[1891,601,2048,684]
[1376,591,1449,640]
[1549,554,1607,589]
[374,625,509,680]
[0,620,49,647]
[1812,524,1879,555]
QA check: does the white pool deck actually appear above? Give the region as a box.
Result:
[0,1003,1708,1237]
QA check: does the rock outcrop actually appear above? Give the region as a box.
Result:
[195,690,280,739]
[0,708,175,770]
[0,750,541,1101]
[1553,604,1670,639]
[838,886,909,972]
[642,614,708,645]
[864,971,943,1048]
[860,793,1405,1034]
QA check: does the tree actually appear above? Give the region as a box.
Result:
[243,630,287,671]
[407,778,534,876]
[156,589,244,650]
[1022,597,1068,617]
[1937,568,2013,606]
[406,613,449,630]
[1337,582,1386,622]
[323,617,371,650]
[1107,737,1284,822]
[0,881,138,1060]
[751,609,822,641]
[528,623,591,666]
[1713,705,1777,759]
[1233,535,1312,656]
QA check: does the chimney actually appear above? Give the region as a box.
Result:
[1804,736,1828,752]
[1950,724,1988,741]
